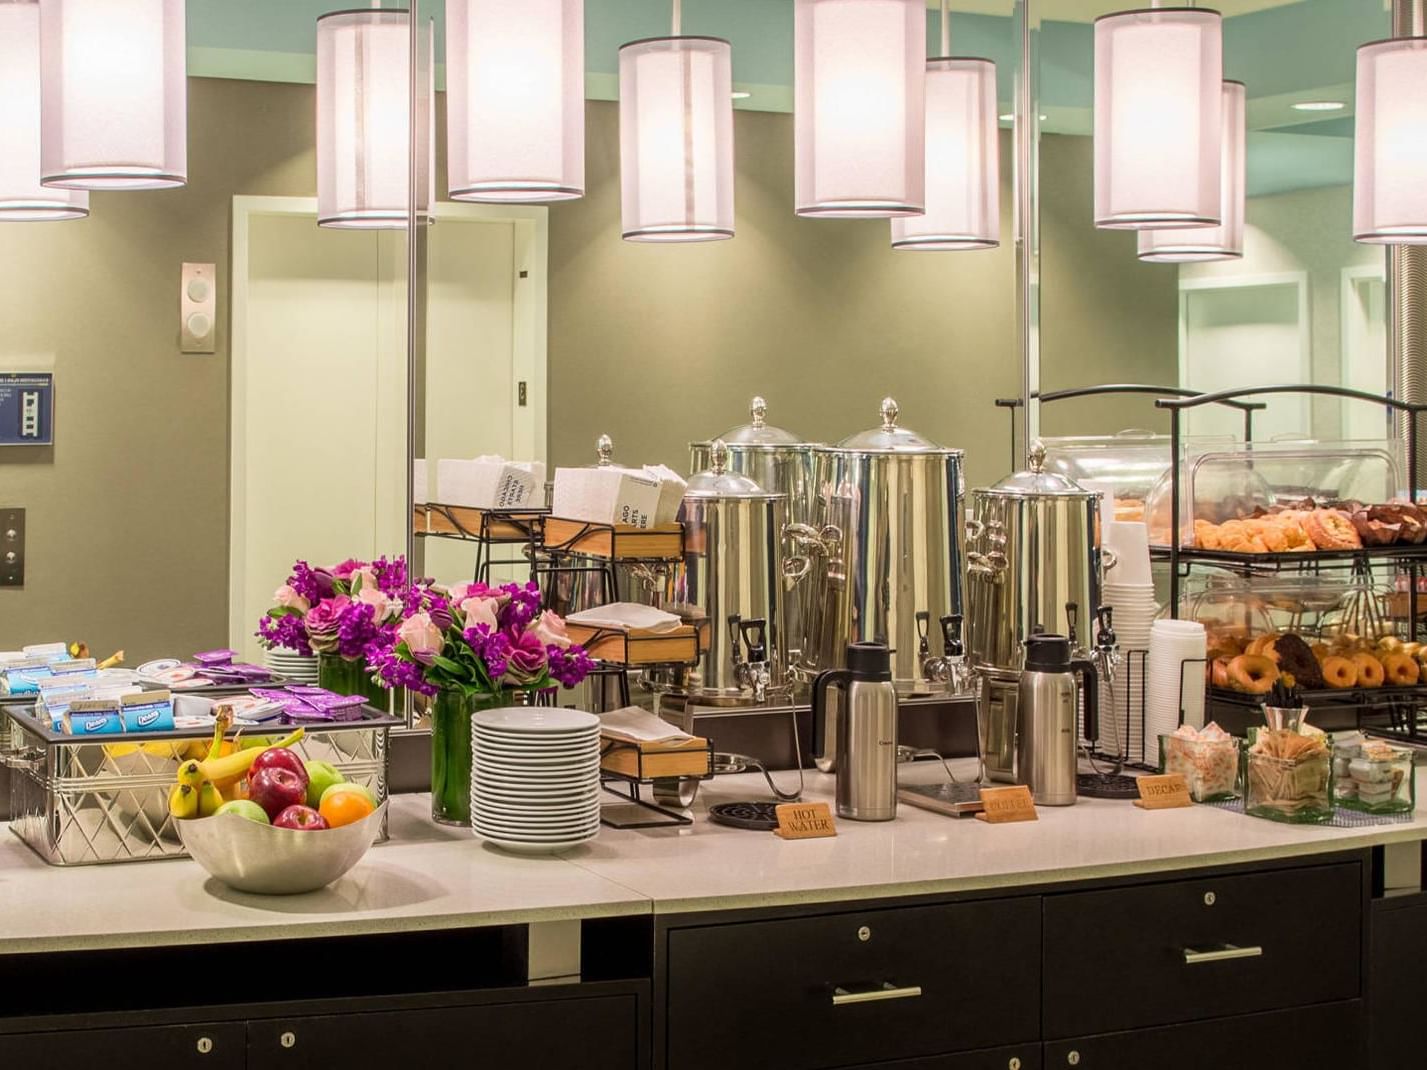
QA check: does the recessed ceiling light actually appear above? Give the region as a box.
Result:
[731,91,751,100]
[1292,100,1345,112]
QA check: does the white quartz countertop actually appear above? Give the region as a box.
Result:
[4,762,1426,953]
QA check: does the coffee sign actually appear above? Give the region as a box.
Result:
[1134,773,1192,810]
[975,785,1038,824]
[774,802,837,839]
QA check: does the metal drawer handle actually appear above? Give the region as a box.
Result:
[831,982,924,1006]
[1183,944,1263,965]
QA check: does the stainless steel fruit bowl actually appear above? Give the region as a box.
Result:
[176,802,386,895]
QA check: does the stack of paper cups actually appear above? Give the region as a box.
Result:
[1100,581,1159,764]
[1148,620,1208,754]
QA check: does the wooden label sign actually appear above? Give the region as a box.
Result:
[1134,773,1192,810]
[975,785,1038,824]
[774,802,837,840]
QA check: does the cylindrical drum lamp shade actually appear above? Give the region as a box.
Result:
[317,8,429,229]
[38,0,187,190]
[447,0,584,203]
[1139,80,1244,262]
[1093,7,1222,229]
[795,0,926,218]
[619,36,734,242]
[0,2,87,220]
[1354,36,1427,243]
[891,57,999,250]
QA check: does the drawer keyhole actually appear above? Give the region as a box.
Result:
[281,1032,297,1050]
[1204,891,1216,906]
[196,1037,213,1055]
[1068,1051,1081,1066]
[857,926,871,942]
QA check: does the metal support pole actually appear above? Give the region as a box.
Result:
[1390,0,1427,492]
[1013,0,1040,463]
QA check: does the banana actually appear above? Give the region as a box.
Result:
[177,759,206,791]
[168,783,198,820]
[97,649,125,670]
[206,707,234,762]
[197,779,224,818]
[197,726,305,789]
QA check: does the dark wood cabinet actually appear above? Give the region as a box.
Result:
[1042,860,1363,1038]
[665,897,1041,1070]
[1369,892,1427,1068]
[846,1046,1041,1070]
[0,1021,246,1068]
[1044,1001,1363,1069]
[247,992,641,1069]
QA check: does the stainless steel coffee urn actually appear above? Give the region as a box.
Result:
[812,643,899,821]
[1016,634,1099,806]
[966,443,1105,783]
[662,441,791,704]
[795,398,964,697]
[691,397,818,661]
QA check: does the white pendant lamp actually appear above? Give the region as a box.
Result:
[38,0,187,190]
[795,0,925,218]
[619,0,735,242]
[1093,6,1222,230]
[447,0,585,203]
[1139,80,1244,262]
[317,7,432,229]
[1354,33,1427,243]
[891,2,998,251]
[0,2,87,220]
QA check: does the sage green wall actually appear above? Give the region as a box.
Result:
[548,106,1181,489]
[0,78,317,661]
[0,82,1178,660]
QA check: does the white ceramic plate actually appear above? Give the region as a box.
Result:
[473,793,601,813]
[473,814,601,835]
[475,831,598,854]
[473,772,599,791]
[472,708,599,733]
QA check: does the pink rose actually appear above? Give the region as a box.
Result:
[330,559,362,582]
[350,566,379,593]
[505,628,549,685]
[273,584,310,614]
[460,596,501,631]
[398,611,444,664]
[531,611,571,649]
[357,585,399,619]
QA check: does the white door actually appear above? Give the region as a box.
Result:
[230,198,547,659]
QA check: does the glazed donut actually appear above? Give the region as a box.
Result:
[1304,508,1363,551]
[1227,654,1279,694]
[1353,652,1386,689]
[1321,656,1358,689]
[1211,657,1231,690]
[1383,653,1420,687]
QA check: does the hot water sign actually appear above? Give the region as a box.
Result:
[0,373,53,447]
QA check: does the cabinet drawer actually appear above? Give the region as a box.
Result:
[854,1045,1041,1070]
[1044,1000,1362,1069]
[249,993,639,1069]
[666,897,1041,1070]
[1043,861,1361,1038]
[0,1022,245,1069]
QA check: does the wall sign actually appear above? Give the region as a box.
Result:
[0,373,54,447]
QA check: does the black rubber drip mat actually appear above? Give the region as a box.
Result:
[708,800,782,830]
[1077,772,1142,799]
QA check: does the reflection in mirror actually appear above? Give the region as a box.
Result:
[1037,0,1389,445]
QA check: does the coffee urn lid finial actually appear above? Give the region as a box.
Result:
[750,396,767,428]
[880,396,900,431]
[711,438,729,474]
[596,434,613,466]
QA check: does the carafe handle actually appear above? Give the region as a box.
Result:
[811,668,853,759]
[1071,659,1099,744]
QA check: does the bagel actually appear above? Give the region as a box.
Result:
[1227,654,1278,694]
[1383,653,1420,687]
[1211,657,1231,690]
[1352,652,1386,689]
[1321,655,1358,689]
[1304,508,1363,551]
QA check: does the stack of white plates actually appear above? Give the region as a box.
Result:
[1147,619,1208,747]
[264,649,320,684]
[471,708,601,854]
[1099,580,1160,763]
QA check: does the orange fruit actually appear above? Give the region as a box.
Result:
[319,789,376,828]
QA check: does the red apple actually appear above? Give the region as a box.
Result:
[248,746,309,788]
[248,766,308,820]
[273,804,329,831]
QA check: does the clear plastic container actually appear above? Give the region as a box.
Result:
[1042,431,1234,526]
[1244,738,1334,824]
[1159,733,1240,801]
[1333,739,1415,814]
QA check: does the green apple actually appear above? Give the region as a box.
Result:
[240,736,277,751]
[304,760,346,808]
[320,781,376,809]
[214,799,270,824]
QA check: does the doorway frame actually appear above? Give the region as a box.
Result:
[229,195,548,649]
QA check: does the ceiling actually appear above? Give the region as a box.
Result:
[187,0,1381,198]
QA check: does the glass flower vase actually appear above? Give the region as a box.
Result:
[431,689,515,826]
[317,653,390,712]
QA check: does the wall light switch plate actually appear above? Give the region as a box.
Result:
[181,262,217,354]
[0,508,24,587]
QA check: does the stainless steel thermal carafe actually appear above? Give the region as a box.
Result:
[812,643,899,821]
[1015,634,1098,806]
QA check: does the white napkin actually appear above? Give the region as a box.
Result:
[567,603,683,633]
[598,706,695,745]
